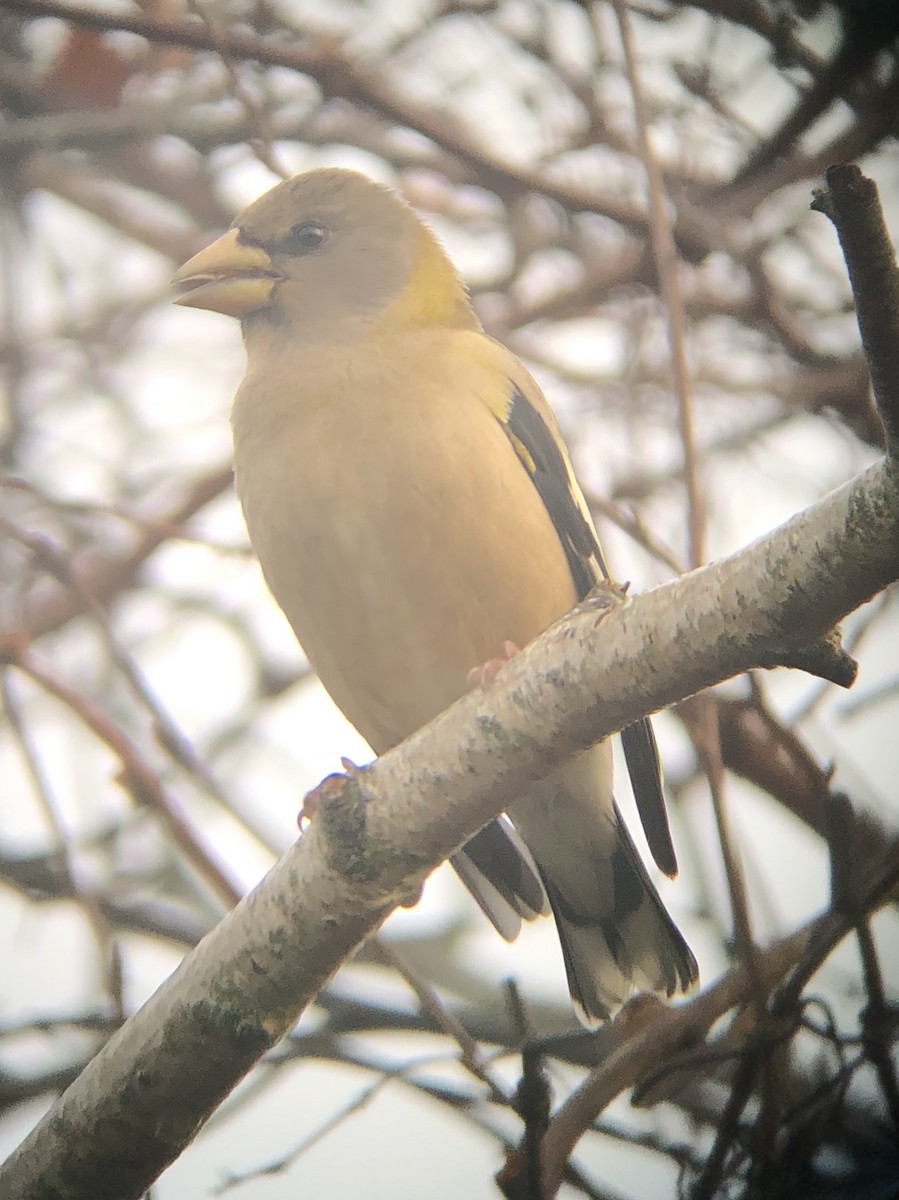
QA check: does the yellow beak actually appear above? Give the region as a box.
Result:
[171,228,280,317]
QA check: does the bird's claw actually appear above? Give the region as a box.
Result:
[467,640,522,687]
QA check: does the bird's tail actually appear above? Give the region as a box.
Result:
[511,748,698,1025]
[451,817,549,942]
[541,804,698,1025]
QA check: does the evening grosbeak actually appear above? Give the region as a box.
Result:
[172,167,698,1023]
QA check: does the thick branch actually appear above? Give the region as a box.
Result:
[1,450,898,1200]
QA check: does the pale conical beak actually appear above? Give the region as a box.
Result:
[171,228,280,317]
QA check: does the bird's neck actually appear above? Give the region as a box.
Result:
[373,223,482,336]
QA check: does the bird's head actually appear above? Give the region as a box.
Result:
[171,168,476,338]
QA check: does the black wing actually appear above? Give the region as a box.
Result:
[503,384,678,877]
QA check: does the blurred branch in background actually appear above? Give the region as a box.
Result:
[0,1,897,1198]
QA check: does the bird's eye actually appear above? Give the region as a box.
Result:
[282,221,329,255]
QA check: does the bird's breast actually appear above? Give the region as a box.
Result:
[231,351,577,753]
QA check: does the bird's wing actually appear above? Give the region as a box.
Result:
[480,341,678,877]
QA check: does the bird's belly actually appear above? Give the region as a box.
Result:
[235,394,577,753]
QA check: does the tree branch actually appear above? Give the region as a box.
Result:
[813,164,899,450]
[1,443,897,1199]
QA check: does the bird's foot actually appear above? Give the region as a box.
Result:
[298,756,362,827]
[467,640,522,688]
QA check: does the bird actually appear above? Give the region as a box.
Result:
[171,167,698,1024]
